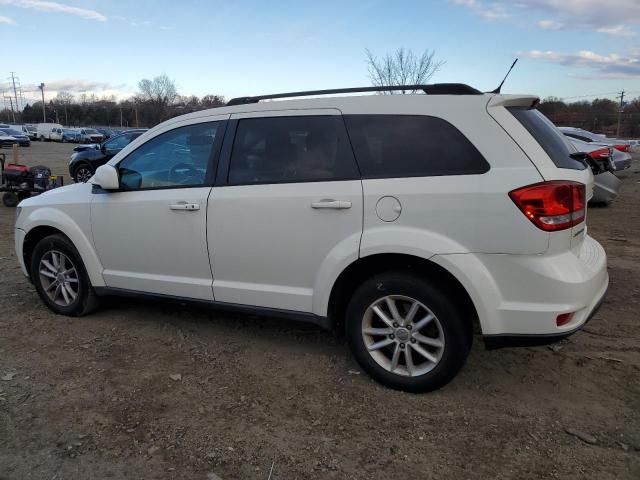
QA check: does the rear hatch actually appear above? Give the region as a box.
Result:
[487,95,592,252]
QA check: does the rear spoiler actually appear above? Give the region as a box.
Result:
[487,95,540,109]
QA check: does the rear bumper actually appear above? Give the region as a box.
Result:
[432,234,609,339]
[483,285,606,349]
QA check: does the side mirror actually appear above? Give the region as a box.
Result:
[92,164,119,190]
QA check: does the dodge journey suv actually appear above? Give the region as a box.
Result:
[14,84,608,392]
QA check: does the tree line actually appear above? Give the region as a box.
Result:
[538,96,640,138]
[2,75,225,128]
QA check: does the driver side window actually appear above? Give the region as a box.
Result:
[118,122,219,190]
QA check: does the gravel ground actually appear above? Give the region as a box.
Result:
[0,141,639,479]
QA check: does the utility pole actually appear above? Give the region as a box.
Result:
[38,83,46,122]
[7,96,15,123]
[9,72,20,122]
[616,90,625,138]
[120,106,123,127]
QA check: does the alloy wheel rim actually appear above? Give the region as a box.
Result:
[76,168,92,182]
[361,295,445,377]
[38,250,79,307]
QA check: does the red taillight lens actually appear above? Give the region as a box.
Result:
[588,147,609,159]
[613,144,629,152]
[509,181,586,232]
[556,312,574,327]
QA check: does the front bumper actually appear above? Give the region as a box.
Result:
[15,228,28,278]
[433,235,609,342]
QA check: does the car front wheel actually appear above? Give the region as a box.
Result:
[346,272,471,393]
[74,165,94,183]
[30,234,98,316]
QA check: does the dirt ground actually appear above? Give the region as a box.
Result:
[0,142,638,479]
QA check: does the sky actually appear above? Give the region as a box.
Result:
[1,0,640,107]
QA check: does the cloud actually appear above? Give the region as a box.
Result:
[595,25,636,37]
[0,15,15,24]
[522,49,640,79]
[450,0,640,36]
[537,19,563,30]
[0,0,107,22]
[449,0,509,21]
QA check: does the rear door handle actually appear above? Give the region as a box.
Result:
[311,199,352,210]
[169,202,200,211]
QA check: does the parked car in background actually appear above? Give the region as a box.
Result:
[0,131,17,148]
[36,123,65,142]
[0,128,30,146]
[559,127,631,152]
[25,125,37,140]
[69,128,148,182]
[78,128,105,144]
[564,137,621,205]
[96,128,113,139]
[16,85,608,392]
[9,125,33,138]
[567,137,632,172]
[62,129,81,143]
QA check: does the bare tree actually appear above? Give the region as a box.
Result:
[54,91,74,125]
[365,48,444,93]
[138,74,178,119]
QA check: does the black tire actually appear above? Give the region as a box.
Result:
[2,192,18,207]
[17,191,31,202]
[30,234,99,316]
[73,164,94,183]
[345,272,471,393]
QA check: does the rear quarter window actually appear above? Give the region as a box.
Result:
[343,115,489,179]
[507,108,586,170]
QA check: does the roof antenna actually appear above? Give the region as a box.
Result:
[489,58,518,94]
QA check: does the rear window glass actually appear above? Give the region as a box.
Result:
[507,108,585,170]
[344,115,489,179]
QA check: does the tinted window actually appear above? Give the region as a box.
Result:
[118,122,218,190]
[508,108,585,170]
[344,115,489,179]
[228,116,359,185]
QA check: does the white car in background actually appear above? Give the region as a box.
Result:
[36,123,65,142]
[559,126,631,153]
[14,85,609,392]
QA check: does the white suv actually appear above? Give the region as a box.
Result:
[14,84,608,392]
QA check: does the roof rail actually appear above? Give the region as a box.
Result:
[226,83,482,106]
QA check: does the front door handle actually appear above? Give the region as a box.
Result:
[311,199,352,210]
[169,202,200,211]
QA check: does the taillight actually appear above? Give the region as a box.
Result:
[509,181,586,232]
[588,147,609,159]
[613,144,629,152]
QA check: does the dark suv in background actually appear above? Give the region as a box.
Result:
[69,129,147,182]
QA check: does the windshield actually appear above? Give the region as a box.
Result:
[84,129,99,134]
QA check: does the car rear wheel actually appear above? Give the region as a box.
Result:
[74,165,94,183]
[30,234,99,316]
[346,272,472,392]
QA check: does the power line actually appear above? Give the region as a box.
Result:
[561,90,640,101]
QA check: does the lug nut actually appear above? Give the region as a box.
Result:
[389,334,395,340]
[393,322,399,328]
[399,343,405,349]
[407,325,412,330]
[410,338,416,343]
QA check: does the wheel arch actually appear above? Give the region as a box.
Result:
[21,218,105,287]
[327,253,480,336]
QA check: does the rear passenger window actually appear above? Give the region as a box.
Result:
[228,116,359,185]
[508,108,586,170]
[344,115,489,179]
